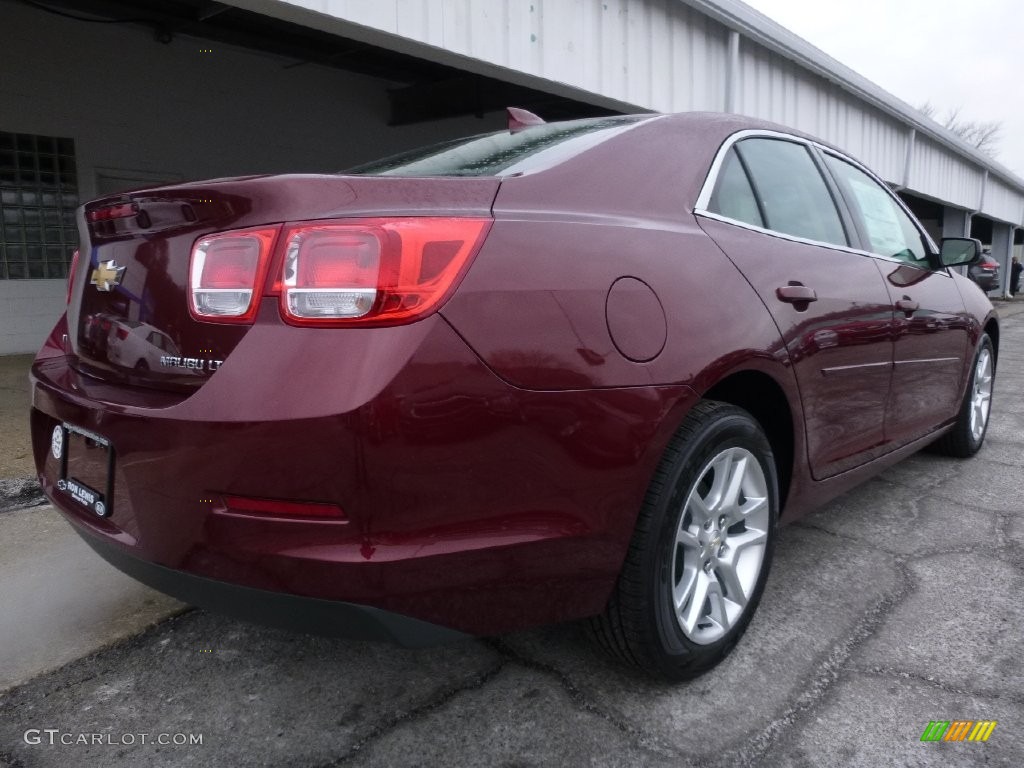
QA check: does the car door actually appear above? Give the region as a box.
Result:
[696,136,895,480]
[819,153,971,444]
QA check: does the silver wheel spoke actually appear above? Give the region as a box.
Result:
[706,581,731,632]
[706,453,733,511]
[720,454,748,518]
[687,492,712,527]
[676,528,700,551]
[673,567,698,612]
[681,570,711,634]
[714,559,748,608]
[736,493,768,523]
[728,526,768,555]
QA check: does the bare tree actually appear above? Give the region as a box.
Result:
[919,102,1002,157]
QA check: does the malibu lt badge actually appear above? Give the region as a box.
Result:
[160,355,224,373]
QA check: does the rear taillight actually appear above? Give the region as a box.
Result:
[115,327,129,340]
[278,217,490,326]
[189,227,277,323]
[66,249,79,304]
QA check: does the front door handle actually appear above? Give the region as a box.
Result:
[776,284,818,304]
[896,297,919,316]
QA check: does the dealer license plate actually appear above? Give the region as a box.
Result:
[52,422,115,518]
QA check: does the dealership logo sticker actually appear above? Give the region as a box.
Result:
[90,259,126,292]
[920,720,997,742]
[51,426,63,460]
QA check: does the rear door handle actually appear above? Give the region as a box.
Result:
[895,297,919,315]
[776,284,818,303]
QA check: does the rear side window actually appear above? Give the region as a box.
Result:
[707,149,764,228]
[733,138,848,248]
[823,154,928,265]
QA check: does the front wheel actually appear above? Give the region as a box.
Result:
[931,334,994,458]
[589,400,779,680]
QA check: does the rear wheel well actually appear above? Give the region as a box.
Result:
[703,371,794,509]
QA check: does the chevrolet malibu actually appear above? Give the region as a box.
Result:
[31,111,997,680]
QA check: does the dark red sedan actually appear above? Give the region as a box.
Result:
[31,112,997,680]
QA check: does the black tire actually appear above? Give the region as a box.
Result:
[930,334,995,458]
[588,400,779,680]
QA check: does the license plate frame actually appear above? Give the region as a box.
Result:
[55,422,115,518]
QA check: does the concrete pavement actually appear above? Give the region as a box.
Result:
[0,300,1022,767]
[0,507,185,692]
[0,353,185,694]
[0,354,34,479]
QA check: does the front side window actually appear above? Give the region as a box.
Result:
[732,138,848,248]
[823,154,928,265]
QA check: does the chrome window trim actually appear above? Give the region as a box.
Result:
[694,128,944,267]
[694,210,949,274]
[696,129,811,212]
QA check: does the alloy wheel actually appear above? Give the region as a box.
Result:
[969,347,993,442]
[671,446,770,645]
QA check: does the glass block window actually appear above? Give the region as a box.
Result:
[0,131,79,279]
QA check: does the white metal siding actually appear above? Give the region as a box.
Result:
[278,0,731,112]
[734,41,907,182]
[259,0,1023,221]
[908,137,984,212]
[985,177,1024,226]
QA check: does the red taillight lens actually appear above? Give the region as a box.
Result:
[115,326,129,340]
[189,227,277,322]
[66,249,79,304]
[279,217,490,326]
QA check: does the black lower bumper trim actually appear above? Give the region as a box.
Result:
[75,528,470,648]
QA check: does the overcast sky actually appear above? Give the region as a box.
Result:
[741,0,1024,178]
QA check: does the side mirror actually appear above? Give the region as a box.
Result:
[939,237,982,267]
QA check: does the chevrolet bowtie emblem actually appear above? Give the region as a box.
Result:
[90,260,126,292]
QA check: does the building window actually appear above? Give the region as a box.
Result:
[0,131,79,279]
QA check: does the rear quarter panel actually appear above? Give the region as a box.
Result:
[442,114,798,397]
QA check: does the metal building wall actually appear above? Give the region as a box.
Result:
[231,0,1024,228]
[255,0,732,113]
[908,137,984,212]
[985,177,1024,227]
[734,42,908,182]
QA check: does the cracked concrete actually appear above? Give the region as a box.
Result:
[0,612,504,768]
[340,666,666,768]
[765,674,1023,767]
[496,525,902,765]
[854,553,1024,699]
[0,304,1022,766]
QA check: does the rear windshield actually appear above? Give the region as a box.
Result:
[345,115,652,178]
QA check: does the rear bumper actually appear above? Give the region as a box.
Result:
[73,521,467,647]
[32,311,694,637]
